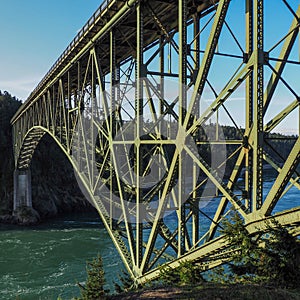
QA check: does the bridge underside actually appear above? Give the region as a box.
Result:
[12,0,300,281]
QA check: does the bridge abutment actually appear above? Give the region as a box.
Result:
[13,169,32,211]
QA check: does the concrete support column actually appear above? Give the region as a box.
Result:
[13,169,32,211]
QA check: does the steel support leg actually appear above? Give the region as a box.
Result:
[252,0,264,211]
[135,2,144,270]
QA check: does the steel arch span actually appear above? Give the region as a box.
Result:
[11,0,300,282]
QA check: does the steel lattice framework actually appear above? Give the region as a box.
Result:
[11,0,300,282]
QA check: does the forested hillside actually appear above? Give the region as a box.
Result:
[0,91,92,224]
[0,90,297,224]
[0,91,21,214]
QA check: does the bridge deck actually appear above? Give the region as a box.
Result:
[10,0,300,281]
[11,0,215,124]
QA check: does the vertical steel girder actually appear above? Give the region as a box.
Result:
[11,0,300,282]
[252,0,264,211]
[245,0,253,210]
[178,0,187,257]
[135,2,144,271]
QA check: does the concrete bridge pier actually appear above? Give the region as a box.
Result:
[13,169,32,211]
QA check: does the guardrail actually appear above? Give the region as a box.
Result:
[28,0,112,101]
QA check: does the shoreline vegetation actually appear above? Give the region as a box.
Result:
[0,91,95,225]
[1,91,299,299]
[73,212,300,300]
[0,90,297,226]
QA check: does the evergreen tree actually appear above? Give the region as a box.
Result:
[220,211,262,278]
[0,91,22,212]
[114,269,134,294]
[79,254,107,300]
[159,260,204,286]
[257,220,300,288]
[219,211,300,288]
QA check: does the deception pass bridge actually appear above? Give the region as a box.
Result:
[11,0,300,282]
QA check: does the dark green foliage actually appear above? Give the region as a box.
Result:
[79,254,108,300]
[220,212,262,278]
[113,270,135,294]
[0,91,21,212]
[0,91,21,150]
[0,90,92,219]
[0,93,294,219]
[216,211,300,288]
[257,220,300,288]
[159,260,204,286]
[190,123,295,179]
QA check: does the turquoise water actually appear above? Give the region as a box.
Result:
[0,177,299,299]
[0,214,123,300]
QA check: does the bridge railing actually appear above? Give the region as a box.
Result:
[28,0,112,104]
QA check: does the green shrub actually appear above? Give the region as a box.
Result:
[257,219,300,288]
[217,211,300,288]
[159,260,204,286]
[78,254,108,299]
[113,269,135,294]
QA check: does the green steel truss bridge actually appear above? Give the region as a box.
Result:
[11,0,300,282]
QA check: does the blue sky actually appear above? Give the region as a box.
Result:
[0,0,101,100]
[0,0,299,134]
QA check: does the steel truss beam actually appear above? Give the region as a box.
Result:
[12,0,300,282]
